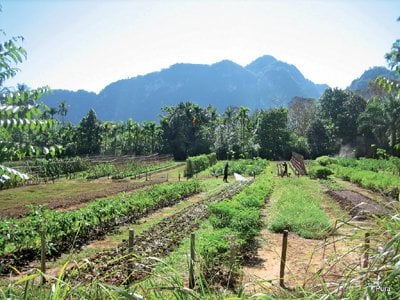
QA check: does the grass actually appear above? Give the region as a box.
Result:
[267,176,332,239]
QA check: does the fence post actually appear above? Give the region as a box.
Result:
[40,230,46,284]
[189,233,195,289]
[363,232,370,268]
[279,230,289,288]
[128,229,134,283]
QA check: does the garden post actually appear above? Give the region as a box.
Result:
[128,229,135,283]
[189,233,195,289]
[279,230,288,288]
[363,232,370,268]
[40,230,46,284]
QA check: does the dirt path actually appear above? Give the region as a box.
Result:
[242,177,379,294]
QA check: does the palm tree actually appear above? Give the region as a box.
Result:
[58,100,68,125]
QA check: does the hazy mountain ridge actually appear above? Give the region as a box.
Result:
[348,66,399,97]
[41,55,329,122]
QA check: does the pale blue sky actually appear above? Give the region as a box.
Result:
[1,0,399,93]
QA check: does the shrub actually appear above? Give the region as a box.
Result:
[309,165,333,179]
[186,153,218,177]
[315,155,337,166]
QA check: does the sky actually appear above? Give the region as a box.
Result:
[1,0,399,93]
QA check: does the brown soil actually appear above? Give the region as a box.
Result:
[0,164,183,218]
[327,190,390,219]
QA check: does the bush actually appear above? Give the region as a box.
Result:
[186,153,217,177]
[309,166,333,179]
[315,155,337,166]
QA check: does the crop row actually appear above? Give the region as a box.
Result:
[329,164,400,197]
[195,166,274,283]
[209,158,269,177]
[0,180,201,274]
[67,180,250,284]
[316,156,400,176]
[267,176,331,239]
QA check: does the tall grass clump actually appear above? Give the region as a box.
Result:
[267,177,331,239]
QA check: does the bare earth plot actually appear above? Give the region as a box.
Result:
[0,163,185,218]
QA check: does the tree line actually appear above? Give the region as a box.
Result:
[1,19,400,167]
[4,79,398,162]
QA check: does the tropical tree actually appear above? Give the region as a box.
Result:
[58,100,68,125]
[306,119,332,158]
[76,109,102,155]
[256,107,291,159]
[0,29,58,186]
[160,102,211,160]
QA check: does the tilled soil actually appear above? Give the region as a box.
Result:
[326,190,390,219]
[67,180,252,284]
[1,164,182,218]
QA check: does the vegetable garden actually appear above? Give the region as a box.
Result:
[0,156,399,300]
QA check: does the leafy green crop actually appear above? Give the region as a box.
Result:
[209,158,268,177]
[0,181,201,259]
[267,177,331,239]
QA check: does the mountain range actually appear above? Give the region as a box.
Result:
[40,55,395,123]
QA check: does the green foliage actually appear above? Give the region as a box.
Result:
[84,162,116,180]
[256,107,291,159]
[0,181,201,257]
[315,155,338,166]
[201,170,274,263]
[209,158,268,177]
[26,157,88,179]
[330,163,400,197]
[75,109,102,155]
[0,30,60,187]
[267,177,331,239]
[160,102,213,160]
[185,153,217,177]
[308,165,333,179]
[306,119,333,158]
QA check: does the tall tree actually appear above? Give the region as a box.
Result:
[76,109,102,155]
[288,97,317,137]
[58,100,68,125]
[306,119,332,158]
[256,108,291,159]
[160,102,211,160]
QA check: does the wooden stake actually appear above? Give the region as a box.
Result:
[279,230,288,288]
[128,229,134,283]
[363,232,370,268]
[189,233,195,289]
[40,230,46,284]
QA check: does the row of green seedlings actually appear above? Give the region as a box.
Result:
[209,157,269,178]
[0,181,201,273]
[333,156,400,175]
[194,165,274,286]
[0,157,89,189]
[185,153,217,178]
[267,176,331,239]
[312,156,400,198]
